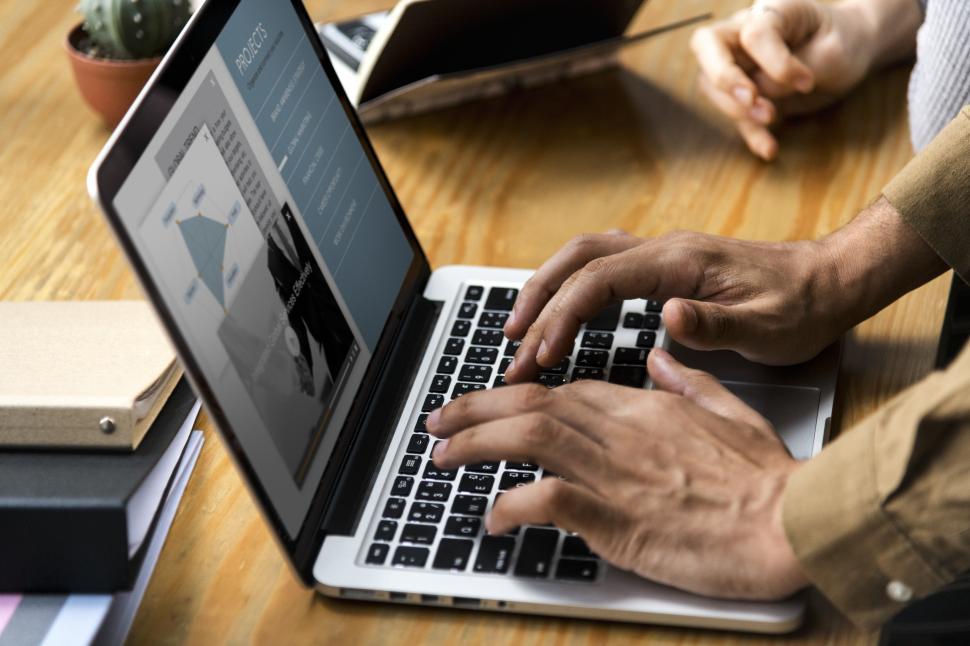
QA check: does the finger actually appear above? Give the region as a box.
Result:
[508,242,704,381]
[505,233,641,341]
[690,23,758,107]
[662,298,747,352]
[736,119,779,161]
[431,413,607,489]
[487,477,620,540]
[428,382,608,444]
[739,10,815,93]
[698,74,776,125]
[647,348,769,430]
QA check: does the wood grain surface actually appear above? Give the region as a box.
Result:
[0,0,949,644]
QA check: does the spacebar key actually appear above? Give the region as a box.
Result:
[513,528,559,578]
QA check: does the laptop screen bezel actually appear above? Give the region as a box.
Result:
[90,0,431,582]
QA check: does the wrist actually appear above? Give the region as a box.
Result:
[837,0,921,71]
[764,461,811,596]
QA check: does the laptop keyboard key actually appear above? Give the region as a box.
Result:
[383,497,406,519]
[500,470,536,490]
[433,538,474,571]
[614,347,649,365]
[576,349,609,368]
[645,299,663,313]
[416,481,452,501]
[498,357,513,373]
[609,365,647,388]
[452,382,486,398]
[422,394,444,412]
[407,433,429,454]
[401,523,437,545]
[561,535,597,558]
[445,516,481,537]
[423,462,458,481]
[571,367,604,382]
[450,319,471,337]
[429,374,451,393]
[400,455,422,475]
[444,338,465,355]
[366,543,389,565]
[465,461,500,474]
[623,312,644,329]
[392,476,414,497]
[478,312,508,329]
[459,365,492,383]
[451,494,488,515]
[474,536,516,573]
[581,332,613,349]
[585,303,621,331]
[644,313,661,330]
[437,356,458,374]
[555,558,599,582]
[472,329,504,346]
[465,285,484,301]
[504,340,521,356]
[375,520,397,542]
[459,473,494,494]
[408,502,445,523]
[485,287,518,311]
[493,375,507,388]
[392,546,429,567]
[458,302,477,319]
[466,347,498,364]
[414,413,429,432]
[537,373,567,388]
[505,461,539,471]
[514,528,560,577]
[635,331,656,349]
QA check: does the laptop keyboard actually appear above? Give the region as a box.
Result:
[362,283,666,583]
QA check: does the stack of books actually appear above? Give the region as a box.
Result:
[0,301,203,645]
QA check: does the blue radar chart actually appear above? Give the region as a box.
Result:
[178,214,229,306]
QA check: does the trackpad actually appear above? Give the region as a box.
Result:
[719,382,820,460]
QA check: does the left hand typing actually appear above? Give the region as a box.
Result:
[427,348,810,600]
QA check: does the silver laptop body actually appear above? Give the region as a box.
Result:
[88,0,837,634]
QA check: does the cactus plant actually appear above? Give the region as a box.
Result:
[78,0,192,60]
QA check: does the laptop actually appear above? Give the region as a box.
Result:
[88,0,838,634]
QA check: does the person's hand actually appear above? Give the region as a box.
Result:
[691,0,881,160]
[427,349,809,600]
[502,229,848,381]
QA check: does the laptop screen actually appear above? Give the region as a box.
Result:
[111,0,415,538]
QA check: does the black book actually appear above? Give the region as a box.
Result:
[0,379,199,592]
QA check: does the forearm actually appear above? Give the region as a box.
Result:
[819,196,947,333]
[838,0,922,71]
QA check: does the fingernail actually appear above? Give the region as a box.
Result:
[732,85,753,106]
[750,104,771,123]
[506,308,517,329]
[432,439,449,459]
[427,407,442,430]
[537,339,548,360]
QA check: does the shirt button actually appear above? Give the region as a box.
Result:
[886,580,913,603]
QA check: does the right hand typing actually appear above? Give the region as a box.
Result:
[502,230,852,382]
[690,0,878,160]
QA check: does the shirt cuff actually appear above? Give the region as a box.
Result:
[883,107,970,283]
[781,386,950,630]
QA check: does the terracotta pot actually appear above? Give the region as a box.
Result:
[65,23,161,128]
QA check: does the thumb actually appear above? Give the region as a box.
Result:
[648,348,769,430]
[662,298,743,352]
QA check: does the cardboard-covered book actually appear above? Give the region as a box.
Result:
[0,301,181,450]
[317,0,709,124]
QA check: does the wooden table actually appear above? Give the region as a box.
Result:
[0,0,949,643]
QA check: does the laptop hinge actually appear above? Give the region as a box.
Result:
[319,295,442,537]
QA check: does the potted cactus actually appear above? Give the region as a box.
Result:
[66,0,192,126]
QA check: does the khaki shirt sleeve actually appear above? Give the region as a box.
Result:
[783,106,970,630]
[783,345,970,629]
[883,106,970,282]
